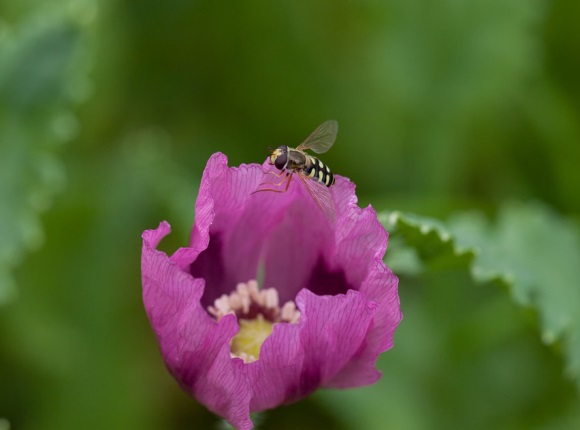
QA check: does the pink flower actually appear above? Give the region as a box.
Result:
[141,153,402,429]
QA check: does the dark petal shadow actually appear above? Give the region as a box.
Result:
[190,233,233,308]
[303,256,351,297]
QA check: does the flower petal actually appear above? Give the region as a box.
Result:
[189,153,265,306]
[319,176,403,387]
[326,261,401,388]
[142,222,253,429]
[189,153,301,306]
[261,199,339,303]
[247,289,377,411]
[189,153,345,306]
[332,176,388,288]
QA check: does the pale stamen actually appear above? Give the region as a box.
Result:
[208,280,300,324]
[207,280,301,363]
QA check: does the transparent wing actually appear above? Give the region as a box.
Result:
[296,120,338,154]
[298,173,336,222]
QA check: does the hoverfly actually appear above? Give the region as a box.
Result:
[253,120,338,221]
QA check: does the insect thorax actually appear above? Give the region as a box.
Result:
[287,148,307,170]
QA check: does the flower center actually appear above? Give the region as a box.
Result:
[208,280,300,363]
[230,314,273,361]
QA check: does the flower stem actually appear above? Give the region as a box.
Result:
[218,420,235,430]
[218,413,265,429]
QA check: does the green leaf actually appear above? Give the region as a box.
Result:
[0,8,92,304]
[381,211,475,272]
[382,202,580,389]
[448,202,580,382]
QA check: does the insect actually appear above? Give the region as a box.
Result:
[253,120,338,221]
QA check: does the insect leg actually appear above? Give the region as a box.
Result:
[264,170,286,178]
[256,170,287,187]
[257,171,290,187]
[252,173,293,194]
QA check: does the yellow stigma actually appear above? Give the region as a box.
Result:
[230,314,274,362]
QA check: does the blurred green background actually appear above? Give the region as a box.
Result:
[1,0,580,429]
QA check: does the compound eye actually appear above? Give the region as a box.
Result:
[274,152,287,170]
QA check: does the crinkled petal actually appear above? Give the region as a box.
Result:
[247,289,377,411]
[323,178,403,387]
[332,177,388,287]
[189,154,266,305]
[261,198,338,303]
[142,222,253,430]
[326,261,401,388]
[188,153,342,306]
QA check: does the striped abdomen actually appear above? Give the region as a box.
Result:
[305,156,335,187]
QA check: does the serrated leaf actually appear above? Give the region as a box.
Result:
[448,202,580,384]
[382,203,580,389]
[381,211,475,272]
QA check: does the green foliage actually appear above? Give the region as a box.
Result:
[383,204,580,390]
[380,211,475,272]
[0,3,92,304]
[449,203,580,385]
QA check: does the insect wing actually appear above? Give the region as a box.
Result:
[298,172,336,222]
[296,120,338,154]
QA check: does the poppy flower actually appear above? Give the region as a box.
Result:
[141,152,402,429]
